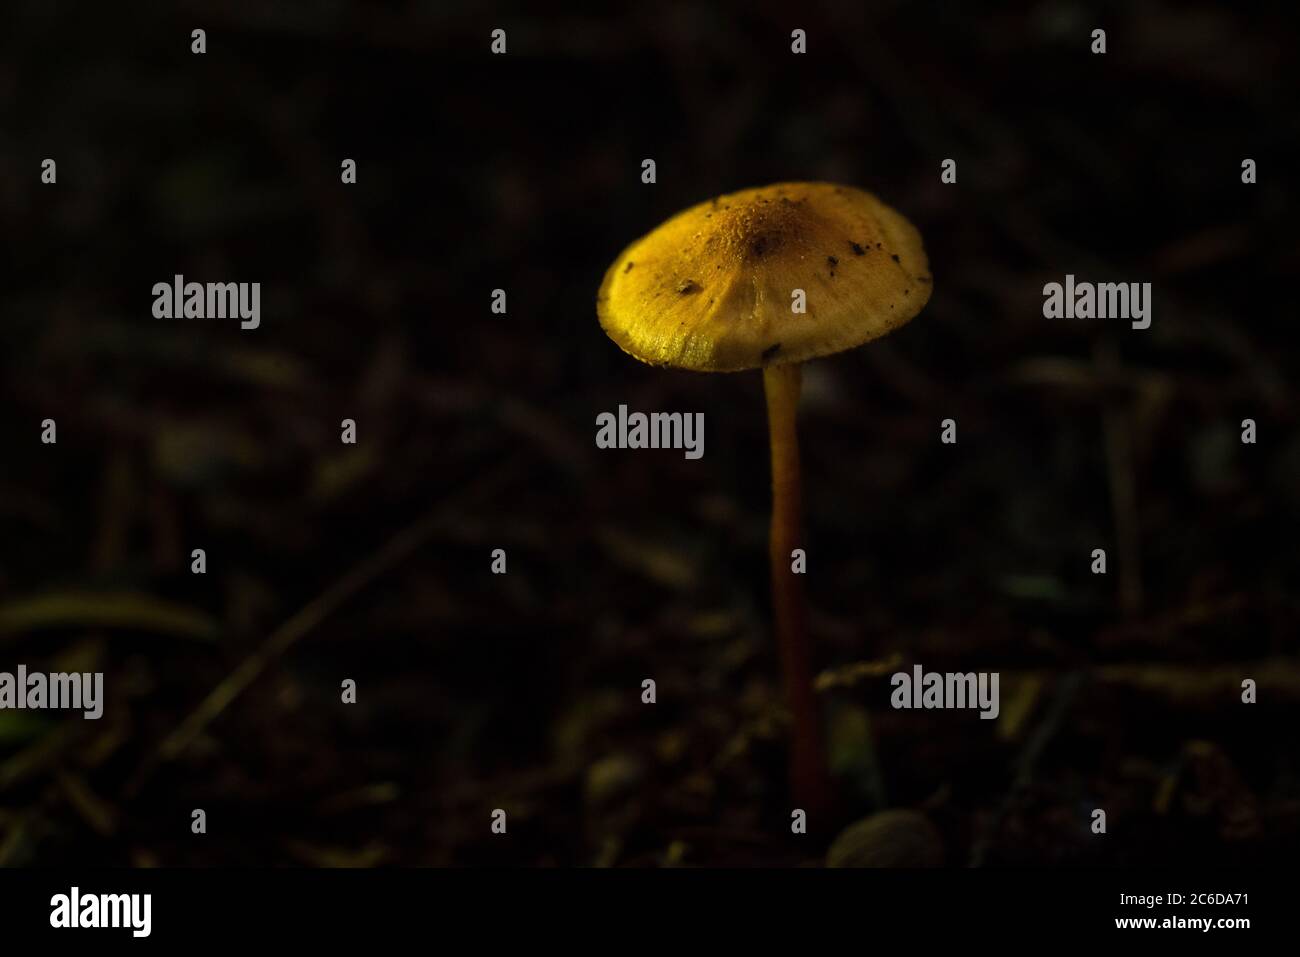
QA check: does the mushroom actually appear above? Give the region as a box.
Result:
[597,182,931,816]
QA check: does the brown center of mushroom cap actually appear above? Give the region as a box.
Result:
[709,194,813,262]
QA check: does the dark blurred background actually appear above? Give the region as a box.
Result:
[1,0,1297,866]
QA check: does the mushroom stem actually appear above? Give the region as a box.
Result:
[763,362,831,818]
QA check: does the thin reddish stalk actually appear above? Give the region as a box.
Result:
[763,363,831,819]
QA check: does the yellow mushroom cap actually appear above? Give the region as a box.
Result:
[597,182,932,372]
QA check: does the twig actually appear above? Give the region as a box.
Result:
[132,464,515,789]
